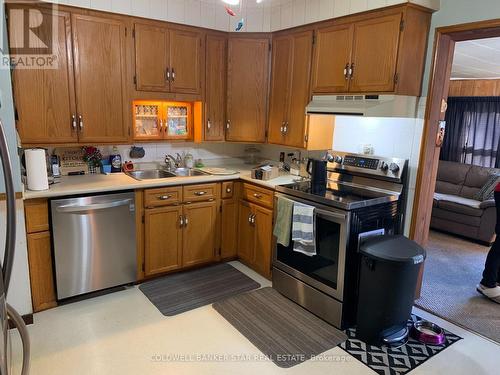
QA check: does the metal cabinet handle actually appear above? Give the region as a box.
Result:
[226,120,230,130]
[248,213,252,223]
[344,63,349,80]
[78,115,83,131]
[349,63,354,79]
[184,215,188,227]
[226,187,232,193]
[171,68,175,82]
[207,119,211,130]
[166,68,170,82]
[280,121,285,135]
[158,195,171,200]
[251,214,256,224]
[179,215,184,227]
[71,114,77,130]
[194,191,207,196]
[253,193,262,199]
[283,122,288,134]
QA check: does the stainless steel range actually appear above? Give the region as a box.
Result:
[273,151,408,329]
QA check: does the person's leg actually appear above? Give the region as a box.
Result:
[480,239,500,288]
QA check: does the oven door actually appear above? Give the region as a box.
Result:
[273,193,348,302]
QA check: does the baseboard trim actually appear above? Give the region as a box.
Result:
[8,313,33,329]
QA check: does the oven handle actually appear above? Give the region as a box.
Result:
[274,193,347,221]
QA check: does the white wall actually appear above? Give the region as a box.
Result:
[45,0,439,32]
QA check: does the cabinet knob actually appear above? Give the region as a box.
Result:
[194,191,207,196]
[78,115,83,131]
[171,68,175,82]
[184,215,188,227]
[158,195,171,200]
[253,193,262,199]
[226,187,232,193]
[179,215,184,227]
[251,214,256,224]
[207,119,211,130]
[71,114,77,130]
[283,122,288,134]
[166,68,171,82]
[349,63,354,79]
[344,63,349,80]
[226,120,230,130]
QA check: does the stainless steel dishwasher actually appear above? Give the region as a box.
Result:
[51,191,137,299]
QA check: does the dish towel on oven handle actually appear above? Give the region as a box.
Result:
[273,195,294,247]
[292,202,316,256]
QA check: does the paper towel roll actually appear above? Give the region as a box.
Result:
[25,149,49,191]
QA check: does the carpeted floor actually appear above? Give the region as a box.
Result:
[415,230,500,343]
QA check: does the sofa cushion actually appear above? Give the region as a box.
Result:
[435,161,471,195]
[461,165,500,199]
[432,207,482,226]
[473,173,500,201]
[434,192,483,216]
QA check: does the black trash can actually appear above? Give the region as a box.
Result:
[356,235,426,345]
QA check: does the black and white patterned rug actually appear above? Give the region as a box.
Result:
[340,315,462,375]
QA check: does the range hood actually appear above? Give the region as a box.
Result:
[306,94,418,118]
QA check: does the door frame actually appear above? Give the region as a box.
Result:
[410,19,500,295]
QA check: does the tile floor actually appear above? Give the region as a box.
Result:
[10,261,500,375]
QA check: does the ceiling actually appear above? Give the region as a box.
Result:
[452,37,500,80]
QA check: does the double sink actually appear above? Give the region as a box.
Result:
[126,167,208,180]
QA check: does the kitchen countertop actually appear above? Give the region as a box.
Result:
[22,164,300,200]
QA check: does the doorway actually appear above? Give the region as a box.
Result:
[411,20,500,343]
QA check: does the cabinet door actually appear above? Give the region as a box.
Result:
[169,29,202,94]
[11,8,77,144]
[226,37,269,142]
[268,35,292,145]
[27,232,57,312]
[183,201,217,267]
[72,14,128,143]
[132,101,163,140]
[205,34,227,141]
[237,200,255,264]
[134,23,169,92]
[312,24,353,93]
[349,14,402,93]
[285,30,313,148]
[253,205,273,279]
[144,206,183,276]
[221,199,238,259]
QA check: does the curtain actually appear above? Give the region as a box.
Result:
[441,97,500,168]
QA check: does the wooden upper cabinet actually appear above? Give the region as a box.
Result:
[284,30,313,148]
[134,23,169,92]
[182,201,217,267]
[11,8,77,144]
[133,23,202,95]
[269,30,313,148]
[205,34,227,141]
[312,24,353,94]
[349,14,402,93]
[72,13,128,143]
[144,206,183,276]
[226,37,270,143]
[268,35,292,145]
[169,29,202,94]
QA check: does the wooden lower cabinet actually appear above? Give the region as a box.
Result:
[237,198,273,278]
[221,199,238,259]
[183,201,217,267]
[144,206,183,276]
[27,232,57,312]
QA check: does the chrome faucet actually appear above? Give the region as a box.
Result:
[165,153,183,171]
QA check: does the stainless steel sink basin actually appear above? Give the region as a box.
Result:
[126,169,176,180]
[172,168,208,177]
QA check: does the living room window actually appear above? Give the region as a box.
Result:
[441,96,500,168]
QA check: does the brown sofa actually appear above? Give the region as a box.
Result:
[431,160,498,244]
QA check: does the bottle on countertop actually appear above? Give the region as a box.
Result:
[109,146,122,173]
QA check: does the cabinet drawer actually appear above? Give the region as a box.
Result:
[221,182,234,199]
[183,183,217,202]
[241,183,274,209]
[24,199,49,233]
[144,186,182,207]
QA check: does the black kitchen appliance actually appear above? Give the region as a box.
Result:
[274,151,408,329]
[306,158,327,187]
[357,235,426,345]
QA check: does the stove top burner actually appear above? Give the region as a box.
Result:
[276,180,400,210]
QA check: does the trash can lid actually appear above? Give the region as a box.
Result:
[359,235,426,264]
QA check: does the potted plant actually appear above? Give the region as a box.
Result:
[82,146,103,174]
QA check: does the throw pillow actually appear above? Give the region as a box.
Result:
[474,173,500,201]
